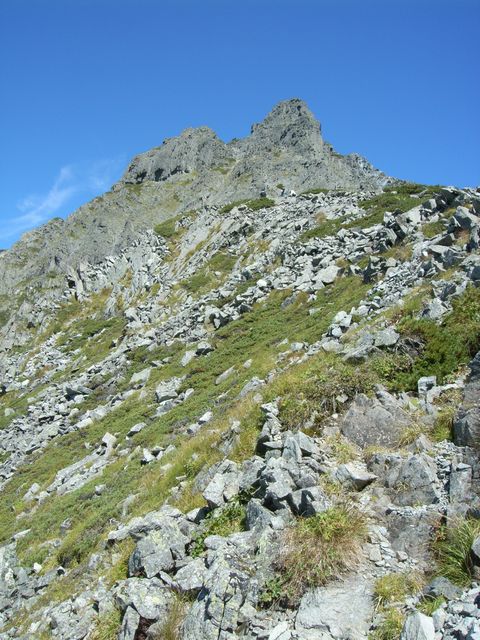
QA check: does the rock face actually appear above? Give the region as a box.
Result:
[121,99,389,195]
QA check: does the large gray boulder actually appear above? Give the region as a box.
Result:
[115,577,174,620]
[128,521,189,577]
[341,387,412,448]
[295,576,374,639]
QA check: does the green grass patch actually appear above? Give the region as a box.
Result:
[369,608,405,640]
[349,183,442,230]
[373,572,424,608]
[179,251,238,297]
[391,286,480,390]
[299,213,348,242]
[434,517,480,586]
[219,197,274,214]
[423,219,446,238]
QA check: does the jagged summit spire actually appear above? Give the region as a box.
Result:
[251,98,321,136]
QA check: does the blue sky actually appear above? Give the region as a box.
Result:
[1,0,478,248]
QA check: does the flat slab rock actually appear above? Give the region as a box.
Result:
[341,388,412,449]
[295,575,374,639]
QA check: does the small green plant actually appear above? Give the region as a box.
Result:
[259,576,285,607]
[369,608,405,640]
[434,517,480,586]
[417,595,445,616]
[190,500,246,557]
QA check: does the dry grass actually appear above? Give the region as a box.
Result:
[150,595,190,640]
[275,504,367,604]
[325,433,359,463]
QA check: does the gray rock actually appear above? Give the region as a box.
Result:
[295,576,374,639]
[115,577,173,620]
[202,459,240,508]
[374,327,400,348]
[341,389,412,448]
[335,463,377,491]
[155,377,183,403]
[399,611,435,640]
[129,367,151,386]
[315,265,340,285]
[127,422,146,437]
[424,576,462,601]
[118,606,140,640]
[471,536,480,576]
[174,557,207,592]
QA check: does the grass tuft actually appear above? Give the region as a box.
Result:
[373,572,424,609]
[273,505,367,604]
[434,517,480,586]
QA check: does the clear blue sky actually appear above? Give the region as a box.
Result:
[1,0,478,248]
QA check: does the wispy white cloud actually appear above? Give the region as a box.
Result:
[15,165,77,229]
[2,155,126,243]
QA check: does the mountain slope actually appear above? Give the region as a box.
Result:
[1,105,480,640]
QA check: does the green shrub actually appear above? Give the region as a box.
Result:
[190,500,246,557]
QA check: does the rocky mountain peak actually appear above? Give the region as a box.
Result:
[249,98,323,151]
[121,125,228,185]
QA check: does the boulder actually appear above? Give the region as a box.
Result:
[341,388,412,449]
[335,463,377,491]
[129,367,151,386]
[202,460,240,508]
[295,576,374,639]
[400,611,435,640]
[115,577,173,620]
